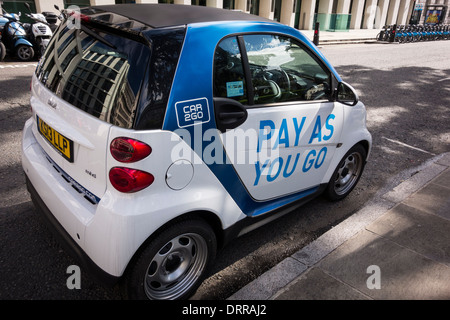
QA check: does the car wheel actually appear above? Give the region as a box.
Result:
[0,41,6,62]
[325,144,366,201]
[16,45,34,62]
[123,218,217,300]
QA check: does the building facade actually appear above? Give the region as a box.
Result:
[0,0,448,29]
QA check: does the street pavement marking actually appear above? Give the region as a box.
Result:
[382,137,436,155]
[0,63,37,69]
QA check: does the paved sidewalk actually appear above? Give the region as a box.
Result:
[300,28,381,45]
[229,152,450,300]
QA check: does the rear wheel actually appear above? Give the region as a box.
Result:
[16,45,34,61]
[325,144,366,201]
[123,218,217,300]
[0,41,6,61]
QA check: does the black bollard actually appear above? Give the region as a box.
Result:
[389,24,397,42]
[313,22,320,46]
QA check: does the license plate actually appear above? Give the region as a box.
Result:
[37,116,74,163]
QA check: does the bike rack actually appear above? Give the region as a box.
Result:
[376,23,450,43]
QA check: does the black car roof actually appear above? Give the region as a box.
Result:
[89,3,274,29]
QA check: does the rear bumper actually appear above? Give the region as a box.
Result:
[25,175,120,286]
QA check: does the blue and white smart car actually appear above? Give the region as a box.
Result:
[22,4,371,300]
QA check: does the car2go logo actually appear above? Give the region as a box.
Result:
[175,98,211,128]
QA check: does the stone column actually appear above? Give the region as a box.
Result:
[318,0,334,29]
[375,0,391,28]
[280,0,295,27]
[174,0,192,4]
[386,0,401,25]
[235,0,248,12]
[363,0,378,28]
[396,0,412,24]
[336,0,352,13]
[446,0,450,23]
[299,0,317,29]
[259,0,274,19]
[335,0,351,30]
[350,0,365,29]
[206,0,223,8]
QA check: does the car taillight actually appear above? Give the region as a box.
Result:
[110,137,152,163]
[109,167,154,193]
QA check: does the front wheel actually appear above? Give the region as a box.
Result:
[123,218,217,300]
[325,144,367,201]
[16,45,34,61]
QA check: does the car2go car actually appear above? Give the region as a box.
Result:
[21,4,371,299]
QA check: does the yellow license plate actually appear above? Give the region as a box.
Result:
[37,116,74,162]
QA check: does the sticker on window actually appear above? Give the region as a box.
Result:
[226,81,244,97]
[175,97,210,128]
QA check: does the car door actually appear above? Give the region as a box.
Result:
[213,34,343,201]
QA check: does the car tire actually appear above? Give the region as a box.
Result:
[0,41,6,62]
[123,218,217,300]
[16,45,34,62]
[325,144,366,201]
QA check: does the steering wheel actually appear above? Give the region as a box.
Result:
[313,90,326,100]
[267,80,282,100]
[280,68,291,94]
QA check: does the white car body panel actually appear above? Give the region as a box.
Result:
[221,101,344,200]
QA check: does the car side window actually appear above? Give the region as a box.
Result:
[213,37,248,104]
[243,34,331,105]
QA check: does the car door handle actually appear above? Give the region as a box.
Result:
[213,97,248,133]
[219,111,246,120]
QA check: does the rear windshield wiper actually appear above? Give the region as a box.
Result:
[79,14,151,47]
[80,24,117,49]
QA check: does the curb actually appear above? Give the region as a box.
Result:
[319,39,378,45]
[228,152,450,300]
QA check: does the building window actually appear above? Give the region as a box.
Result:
[64,0,90,8]
[192,0,207,6]
[1,0,36,23]
[223,0,235,10]
[249,0,259,15]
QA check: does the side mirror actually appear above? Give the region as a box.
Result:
[336,81,359,106]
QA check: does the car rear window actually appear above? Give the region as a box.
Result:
[35,14,185,130]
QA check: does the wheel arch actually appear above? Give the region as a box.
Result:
[357,139,371,161]
[122,209,226,279]
[322,137,371,186]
